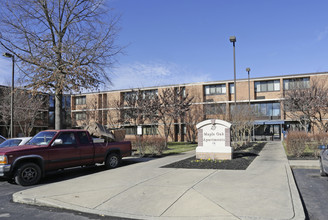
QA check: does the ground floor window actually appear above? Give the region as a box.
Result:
[75,112,86,120]
[124,125,158,135]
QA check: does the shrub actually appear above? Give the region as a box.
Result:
[285,131,308,157]
[309,133,328,157]
[126,136,166,156]
[143,136,166,156]
[125,137,147,156]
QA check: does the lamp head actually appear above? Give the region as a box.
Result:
[246,67,251,72]
[3,52,13,58]
[229,36,236,43]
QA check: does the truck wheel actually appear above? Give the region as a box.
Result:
[14,163,42,186]
[105,153,121,169]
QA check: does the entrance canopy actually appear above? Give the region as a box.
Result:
[254,120,285,125]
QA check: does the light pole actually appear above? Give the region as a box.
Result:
[229,36,237,105]
[2,52,14,138]
[246,67,251,104]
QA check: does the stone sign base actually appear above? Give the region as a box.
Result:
[196,147,233,160]
[196,119,233,161]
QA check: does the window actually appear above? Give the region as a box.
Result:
[57,132,76,145]
[254,80,280,92]
[229,84,234,94]
[123,89,158,101]
[272,103,280,116]
[204,104,226,115]
[49,111,55,125]
[75,112,86,120]
[49,95,55,108]
[125,126,137,135]
[252,102,281,117]
[283,77,310,90]
[77,132,90,144]
[75,96,86,105]
[63,95,71,109]
[204,84,226,95]
[143,125,158,135]
[143,89,158,99]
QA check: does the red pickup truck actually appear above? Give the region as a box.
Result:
[0,129,132,186]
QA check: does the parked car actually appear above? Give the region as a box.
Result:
[0,129,132,186]
[318,145,328,176]
[0,137,32,148]
[0,135,6,144]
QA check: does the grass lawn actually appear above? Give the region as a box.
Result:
[162,142,197,155]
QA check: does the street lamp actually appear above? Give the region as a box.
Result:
[2,52,14,138]
[246,67,251,104]
[229,36,237,105]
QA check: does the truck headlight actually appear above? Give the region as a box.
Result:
[0,155,8,164]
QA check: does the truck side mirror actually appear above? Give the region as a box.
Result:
[52,139,63,146]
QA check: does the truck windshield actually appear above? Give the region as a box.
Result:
[26,131,57,146]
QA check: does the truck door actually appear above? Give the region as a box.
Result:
[47,131,81,170]
[76,131,94,165]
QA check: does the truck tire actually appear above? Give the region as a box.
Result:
[105,153,121,169]
[14,163,42,186]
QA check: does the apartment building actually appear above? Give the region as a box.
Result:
[0,86,72,138]
[71,72,328,142]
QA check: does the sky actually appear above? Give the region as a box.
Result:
[1,0,328,91]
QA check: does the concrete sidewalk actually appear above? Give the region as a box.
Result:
[13,142,305,219]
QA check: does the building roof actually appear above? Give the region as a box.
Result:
[70,71,328,96]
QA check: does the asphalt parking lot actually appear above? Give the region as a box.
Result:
[292,168,328,220]
[0,163,137,220]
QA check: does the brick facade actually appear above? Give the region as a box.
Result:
[71,72,328,142]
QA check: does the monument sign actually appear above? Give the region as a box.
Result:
[196,119,233,160]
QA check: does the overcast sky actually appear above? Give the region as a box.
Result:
[1,0,328,91]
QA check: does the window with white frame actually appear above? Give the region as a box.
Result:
[75,112,86,120]
[283,77,310,90]
[143,125,158,135]
[254,80,280,92]
[229,83,234,94]
[75,96,86,105]
[204,84,226,95]
[123,89,158,101]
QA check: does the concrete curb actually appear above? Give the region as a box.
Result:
[284,165,306,220]
[288,160,319,169]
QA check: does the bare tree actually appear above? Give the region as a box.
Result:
[283,78,328,132]
[0,87,46,136]
[114,89,159,155]
[157,88,193,147]
[185,104,204,143]
[0,0,122,129]
[230,104,256,147]
[76,99,98,128]
[118,90,158,129]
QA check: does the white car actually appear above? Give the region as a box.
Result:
[319,145,328,176]
[0,137,31,148]
[0,135,6,144]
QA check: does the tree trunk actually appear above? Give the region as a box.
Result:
[55,89,62,130]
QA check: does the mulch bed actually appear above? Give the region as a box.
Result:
[161,142,266,170]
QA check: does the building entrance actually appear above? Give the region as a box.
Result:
[254,122,282,141]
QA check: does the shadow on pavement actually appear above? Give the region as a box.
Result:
[1,157,146,186]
